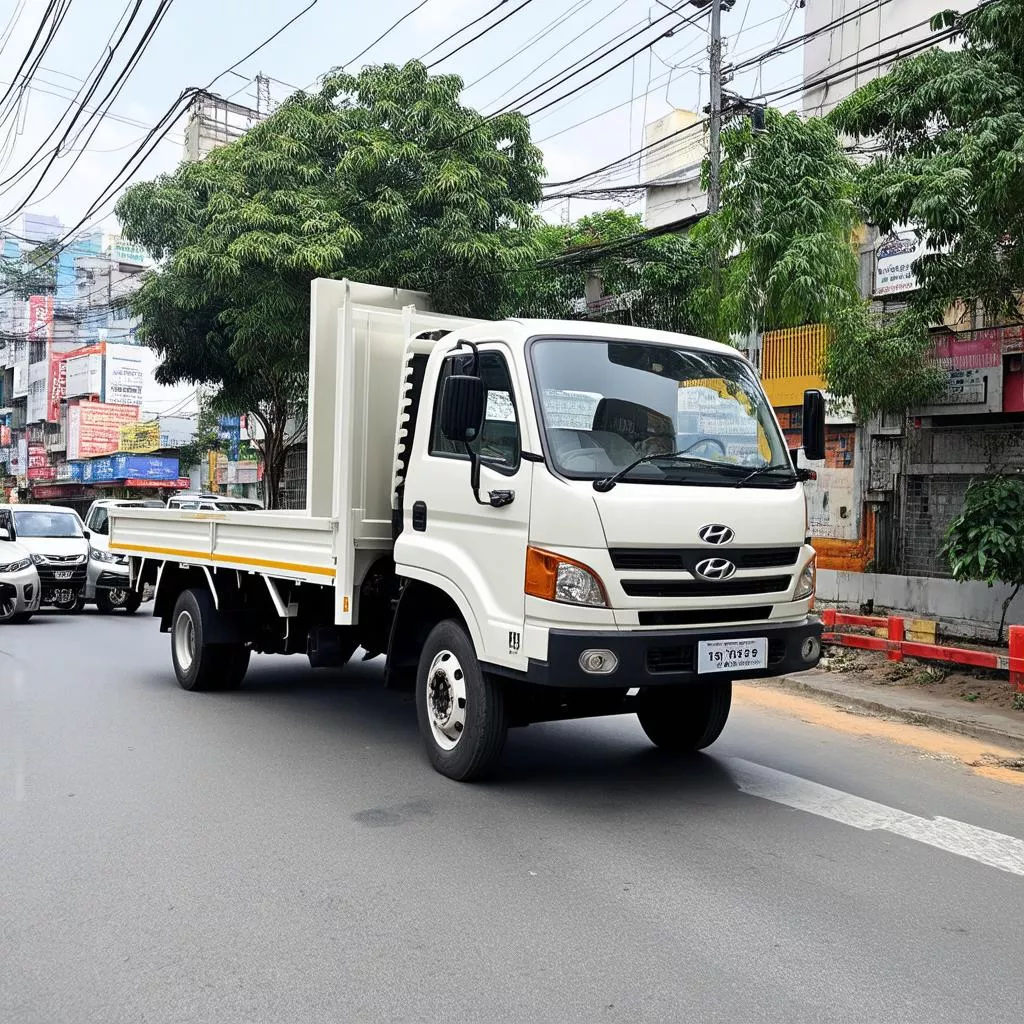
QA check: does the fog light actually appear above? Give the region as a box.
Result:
[801,637,821,663]
[579,649,618,675]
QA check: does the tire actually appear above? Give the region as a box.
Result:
[73,595,87,613]
[11,612,33,624]
[170,588,250,692]
[416,619,507,781]
[54,594,83,613]
[97,588,141,615]
[637,680,732,753]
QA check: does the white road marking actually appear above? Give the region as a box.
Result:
[727,757,1024,878]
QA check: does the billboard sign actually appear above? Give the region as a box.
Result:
[119,420,161,453]
[27,295,54,343]
[67,402,140,459]
[874,227,927,297]
[47,350,67,423]
[104,344,146,406]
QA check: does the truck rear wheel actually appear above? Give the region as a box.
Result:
[171,588,250,692]
[637,679,732,752]
[416,619,507,781]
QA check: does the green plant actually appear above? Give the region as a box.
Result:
[1012,693,1024,712]
[961,691,981,703]
[942,476,1024,643]
[116,60,543,505]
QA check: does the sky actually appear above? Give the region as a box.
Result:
[0,0,807,237]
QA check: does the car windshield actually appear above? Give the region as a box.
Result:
[13,510,84,538]
[530,337,794,486]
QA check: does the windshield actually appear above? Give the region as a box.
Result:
[14,510,84,538]
[530,338,793,485]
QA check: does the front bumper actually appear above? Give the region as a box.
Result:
[509,617,823,688]
[0,568,42,615]
[86,558,130,599]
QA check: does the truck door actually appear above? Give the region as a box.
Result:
[399,341,534,671]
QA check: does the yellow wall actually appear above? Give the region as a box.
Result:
[761,324,829,406]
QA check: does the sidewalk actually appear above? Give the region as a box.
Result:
[755,670,1024,753]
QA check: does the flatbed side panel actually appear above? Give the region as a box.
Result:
[109,508,337,585]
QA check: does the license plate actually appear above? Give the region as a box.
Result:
[54,571,73,580]
[698,638,768,674]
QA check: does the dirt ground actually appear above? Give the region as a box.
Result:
[820,643,1024,713]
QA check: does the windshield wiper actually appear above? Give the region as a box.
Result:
[594,451,733,492]
[734,464,799,488]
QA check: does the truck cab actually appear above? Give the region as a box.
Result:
[110,280,825,781]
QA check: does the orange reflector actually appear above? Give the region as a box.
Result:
[343,596,350,613]
[525,547,561,601]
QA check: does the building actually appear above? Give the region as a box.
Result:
[183,89,267,162]
[803,0,979,117]
[642,109,709,231]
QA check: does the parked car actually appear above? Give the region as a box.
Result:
[0,505,90,612]
[0,526,42,624]
[80,499,164,614]
[166,493,263,511]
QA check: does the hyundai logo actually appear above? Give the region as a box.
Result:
[698,523,734,545]
[694,557,737,581]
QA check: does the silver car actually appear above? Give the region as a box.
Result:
[0,528,42,624]
[81,499,163,614]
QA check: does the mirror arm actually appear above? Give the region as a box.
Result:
[468,448,516,508]
[451,338,480,375]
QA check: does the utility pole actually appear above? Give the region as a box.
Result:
[708,0,724,214]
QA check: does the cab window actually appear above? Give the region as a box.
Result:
[429,350,520,474]
[90,507,110,535]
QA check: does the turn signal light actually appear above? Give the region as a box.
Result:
[525,547,608,607]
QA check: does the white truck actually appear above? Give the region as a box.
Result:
[109,280,826,780]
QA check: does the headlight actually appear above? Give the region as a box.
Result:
[525,547,607,607]
[794,557,816,600]
[92,548,116,563]
[0,558,32,573]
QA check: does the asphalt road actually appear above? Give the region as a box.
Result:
[2,610,1023,1024]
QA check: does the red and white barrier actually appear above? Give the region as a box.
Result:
[821,609,1024,693]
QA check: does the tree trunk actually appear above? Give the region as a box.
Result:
[998,583,1022,646]
[249,401,290,510]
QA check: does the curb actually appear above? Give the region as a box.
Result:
[752,674,1024,754]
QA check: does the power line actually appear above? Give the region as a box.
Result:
[426,0,537,70]
[342,0,434,70]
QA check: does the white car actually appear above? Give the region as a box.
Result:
[81,498,163,614]
[0,504,90,612]
[0,528,42,624]
[166,493,263,511]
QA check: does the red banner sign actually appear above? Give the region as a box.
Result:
[27,295,53,342]
[121,477,191,489]
[27,465,57,481]
[47,351,67,423]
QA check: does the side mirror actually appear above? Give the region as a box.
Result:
[439,374,485,443]
[802,389,827,462]
[82,529,91,540]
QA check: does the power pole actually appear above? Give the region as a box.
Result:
[708,0,724,214]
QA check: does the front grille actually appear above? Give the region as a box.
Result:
[610,547,801,572]
[622,575,793,598]
[647,637,787,674]
[37,566,87,589]
[638,606,774,627]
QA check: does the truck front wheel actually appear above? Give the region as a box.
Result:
[416,619,507,781]
[171,588,250,692]
[637,679,732,752]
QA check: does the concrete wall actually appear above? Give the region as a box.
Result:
[803,0,979,117]
[819,569,1024,642]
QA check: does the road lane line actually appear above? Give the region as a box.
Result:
[727,757,1024,877]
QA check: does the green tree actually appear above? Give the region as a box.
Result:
[828,0,1024,411]
[175,393,225,475]
[116,60,543,507]
[942,476,1024,643]
[0,240,58,299]
[712,108,862,338]
[504,210,706,334]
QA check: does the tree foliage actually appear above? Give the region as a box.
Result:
[116,60,543,505]
[831,1,1024,323]
[942,476,1024,642]
[712,108,862,337]
[0,241,58,299]
[503,209,709,335]
[823,303,945,418]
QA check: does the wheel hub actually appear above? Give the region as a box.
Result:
[425,649,467,751]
